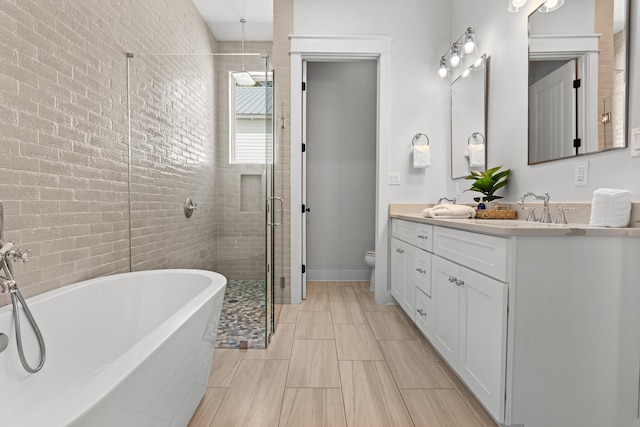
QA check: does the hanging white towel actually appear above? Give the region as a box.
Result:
[413,145,431,168]
[589,188,632,227]
[468,144,485,168]
[422,203,476,219]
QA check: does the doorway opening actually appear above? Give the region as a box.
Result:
[303,61,377,290]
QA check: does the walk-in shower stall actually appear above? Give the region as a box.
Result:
[127,51,279,349]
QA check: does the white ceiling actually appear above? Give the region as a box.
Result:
[191,0,273,41]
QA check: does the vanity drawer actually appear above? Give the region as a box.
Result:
[415,287,432,339]
[414,250,432,296]
[433,226,508,282]
[392,219,433,252]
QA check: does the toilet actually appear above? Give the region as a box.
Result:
[364,250,375,292]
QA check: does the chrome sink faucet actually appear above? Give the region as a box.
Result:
[517,192,552,223]
[437,197,456,205]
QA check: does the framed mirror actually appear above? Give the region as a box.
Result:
[528,0,629,164]
[451,55,488,179]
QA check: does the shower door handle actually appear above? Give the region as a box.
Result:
[268,197,284,227]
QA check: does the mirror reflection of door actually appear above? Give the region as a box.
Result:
[528,59,576,163]
[527,0,628,164]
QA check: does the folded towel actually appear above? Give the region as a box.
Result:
[413,145,431,168]
[589,188,632,227]
[468,144,485,168]
[423,204,476,219]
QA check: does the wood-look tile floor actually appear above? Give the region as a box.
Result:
[189,281,497,427]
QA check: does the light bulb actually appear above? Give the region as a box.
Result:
[508,0,527,12]
[539,0,563,12]
[464,40,475,54]
[464,29,475,54]
[450,46,461,67]
[438,56,448,79]
[461,68,470,79]
[473,56,484,69]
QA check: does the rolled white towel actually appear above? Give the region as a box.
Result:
[589,188,632,227]
[413,145,431,168]
[423,203,476,219]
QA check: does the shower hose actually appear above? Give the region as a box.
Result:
[2,256,46,373]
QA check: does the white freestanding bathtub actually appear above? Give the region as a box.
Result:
[0,269,226,427]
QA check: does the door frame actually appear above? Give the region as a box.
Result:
[290,35,392,304]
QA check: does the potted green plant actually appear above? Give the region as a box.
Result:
[464,165,511,209]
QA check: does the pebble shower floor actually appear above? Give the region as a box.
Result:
[215,280,266,349]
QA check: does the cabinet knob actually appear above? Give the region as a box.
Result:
[455,279,465,287]
[449,276,457,283]
[417,234,429,240]
[396,248,404,254]
[416,268,426,274]
[417,308,426,316]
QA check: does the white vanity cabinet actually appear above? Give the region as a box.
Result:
[391,219,509,423]
[390,212,640,427]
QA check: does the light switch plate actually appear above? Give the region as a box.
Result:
[631,127,640,158]
[388,172,400,185]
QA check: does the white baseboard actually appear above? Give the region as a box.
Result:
[307,269,371,282]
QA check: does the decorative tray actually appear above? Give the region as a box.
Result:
[475,209,517,219]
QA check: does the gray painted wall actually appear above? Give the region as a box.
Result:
[306,61,377,281]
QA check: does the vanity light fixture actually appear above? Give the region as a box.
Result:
[231,18,256,86]
[437,27,478,79]
[472,55,485,69]
[538,0,564,12]
[508,0,528,12]
[462,54,487,79]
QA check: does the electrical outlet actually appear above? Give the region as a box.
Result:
[388,172,400,185]
[574,160,589,186]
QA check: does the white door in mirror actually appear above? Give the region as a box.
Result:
[631,128,640,158]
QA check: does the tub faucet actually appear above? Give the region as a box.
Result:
[437,197,456,205]
[517,192,552,223]
[0,276,15,293]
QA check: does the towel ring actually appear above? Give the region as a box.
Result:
[467,132,485,146]
[412,133,430,147]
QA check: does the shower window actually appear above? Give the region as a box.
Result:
[229,72,273,164]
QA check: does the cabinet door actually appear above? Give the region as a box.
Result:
[432,256,461,368]
[390,238,405,305]
[458,267,508,423]
[402,244,416,321]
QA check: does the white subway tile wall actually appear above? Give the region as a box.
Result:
[0,0,219,306]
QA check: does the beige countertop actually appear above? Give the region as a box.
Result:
[389,203,640,237]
